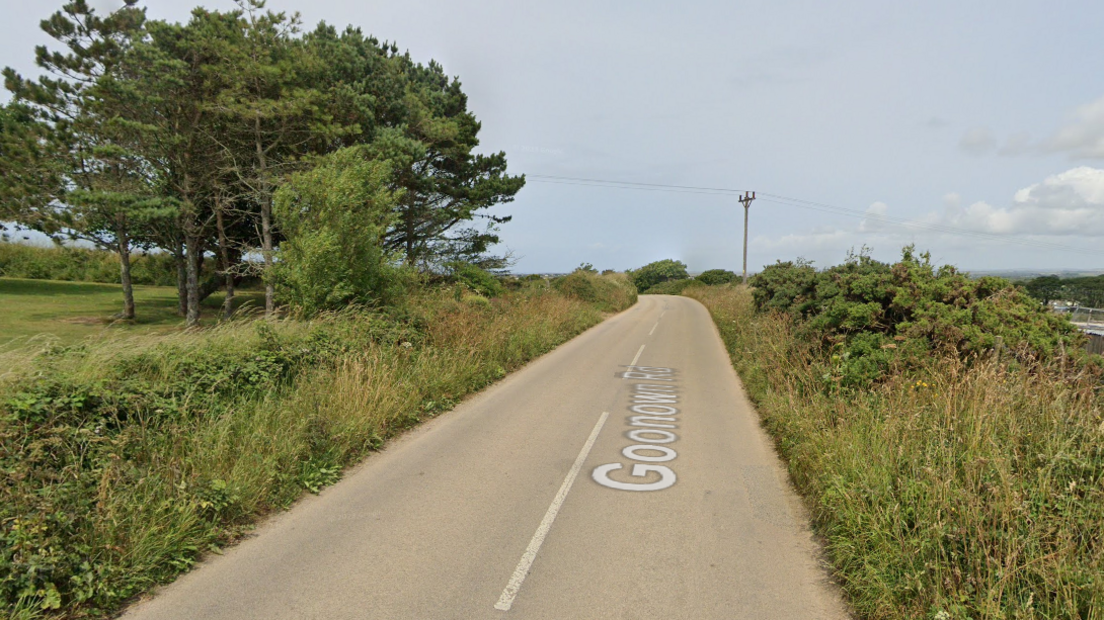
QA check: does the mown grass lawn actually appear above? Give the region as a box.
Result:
[0,277,265,346]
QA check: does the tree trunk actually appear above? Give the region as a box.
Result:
[174,236,188,317]
[404,199,416,264]
[115,217,136,321]
[256,118,275,318]
[215,199,235,320]
[185,232,202,327]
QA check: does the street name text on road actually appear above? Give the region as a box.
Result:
[594,366,680,491]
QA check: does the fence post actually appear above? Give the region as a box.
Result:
[994,335,1004,363]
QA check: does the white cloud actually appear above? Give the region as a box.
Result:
[1044,95,1104,159]
[927,166,1104,236]
[959,127,996,155]
[749,226,850,253]
[858,201,888,232]
[751,167,1104,265]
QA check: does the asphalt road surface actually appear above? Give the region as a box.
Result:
[123,295,849,620]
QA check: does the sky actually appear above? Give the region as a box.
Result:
[3,0,1104,274]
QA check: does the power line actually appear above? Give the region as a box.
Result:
[528,174,750,195]
[524,174,1104,258]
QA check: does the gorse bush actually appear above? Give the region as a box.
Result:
[750,247,1083,388]
[0,283,636,618]
[0,242,180,286]
[695,268,738,286]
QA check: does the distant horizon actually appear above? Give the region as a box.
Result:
[4,230,1103,279]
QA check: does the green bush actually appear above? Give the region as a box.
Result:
[642,278,702,295]
[695,268,738,286]
[629,259,688,291]
[450,262,505,298]
[272,147,404,316]
[749,247,1081,387]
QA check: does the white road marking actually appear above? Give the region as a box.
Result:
[494,411,611,612]
[629,345,645,368]
[648,320,660,336]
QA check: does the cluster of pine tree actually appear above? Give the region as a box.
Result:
[0,0,524,324]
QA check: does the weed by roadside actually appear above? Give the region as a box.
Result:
[0,278,634,618]
[686,284,1104,620]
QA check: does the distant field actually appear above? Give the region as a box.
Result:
[0,277,264,346]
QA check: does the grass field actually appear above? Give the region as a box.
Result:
[0,278,265,346]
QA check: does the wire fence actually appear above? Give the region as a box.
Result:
[1052,306,1104,355]
[1067,307,1104,328]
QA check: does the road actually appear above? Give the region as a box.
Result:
[122,295,849,620]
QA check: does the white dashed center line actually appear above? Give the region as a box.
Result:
[493,411,611,611]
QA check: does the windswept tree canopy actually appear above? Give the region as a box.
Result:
[1,0,524,321]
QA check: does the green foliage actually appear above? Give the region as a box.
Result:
[0,102,62,226]
[551,269,638,312]
[271,147,401,316]
[2,0,523,324]
[0,242,182,286]
[449,262,505,298]
[1022,273,1104,308]
[686,284,1104,620]
[749,247,1081,387]
[642,278,702,295]
[0,278,265,347]
[629,259,688,292]
[0,281,633,617]
[695,268,738,286]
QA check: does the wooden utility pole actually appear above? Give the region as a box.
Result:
[739,191,756,284]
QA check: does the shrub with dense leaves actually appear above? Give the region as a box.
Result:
[272,147,406,316]
[750,247,1082,387]
[641,278,702,295]
[695,268,738,286]
[449,262,505,298]
[629,259,688,292]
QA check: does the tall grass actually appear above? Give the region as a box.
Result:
[686,285,1104,620]
[1,275,634,619]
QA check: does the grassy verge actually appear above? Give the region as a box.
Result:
[686,285,1104,620]
[0,278,265,346]
[1,273,636,619]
